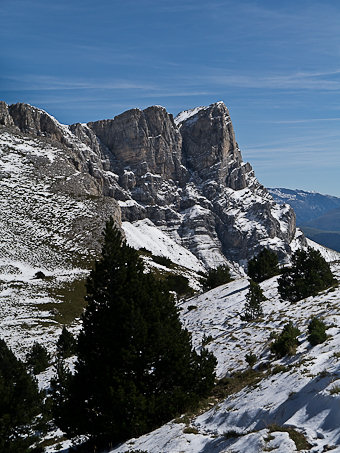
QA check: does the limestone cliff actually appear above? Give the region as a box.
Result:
[0,100,304,268]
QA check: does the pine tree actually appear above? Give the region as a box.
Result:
[247,248,279,283]
[240,280,266,321]
[0,338,44,453]
[270,322,300,358]
[26,342,50,375]
[53,219,216,448]
[204,265,231,290]
[308,317,327,346]
[278,247,336,302]
[56,326,76,358]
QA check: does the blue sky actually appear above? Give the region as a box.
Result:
[1,0,340,196]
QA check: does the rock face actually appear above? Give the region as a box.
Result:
[178,102,247,190]
[0,100,303,268]
[86,102,300,266]
[0,103,121,270]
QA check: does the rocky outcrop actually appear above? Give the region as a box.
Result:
[0,100,303,267]
[177,102,247,190]
[0,101,15,127]
[8,103,69,144]
[88,106,185,183]
[83,101,301,265]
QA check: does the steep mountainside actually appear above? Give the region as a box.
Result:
[0,100,304,355]
[1,101,303,267]
[269,188,340,252]
[1,101,340,453]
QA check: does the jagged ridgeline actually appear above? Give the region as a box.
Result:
[0,100,303,271]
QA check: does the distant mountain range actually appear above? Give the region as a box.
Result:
[268,188,340,252]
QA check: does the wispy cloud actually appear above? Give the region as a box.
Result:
[1,74,218,101]
[2,75,158,92]
[273,118,340,124]
[203,69,340,92]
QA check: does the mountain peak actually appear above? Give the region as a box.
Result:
[174,101,228,126]
[0,100,303,266]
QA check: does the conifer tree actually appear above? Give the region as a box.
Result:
[270,322,300,357]
[53,219,216,448]
[241,280,266,321]
[26,342,50,375]
[56,326,76,358]
[278,247,336,302]
[204,265,231,290]
[308,317,327,346]
[0,338,44,453]
[247,248,279,283]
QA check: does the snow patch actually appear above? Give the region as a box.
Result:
[122,219,205,272]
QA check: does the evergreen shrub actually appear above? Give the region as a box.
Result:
[164,273,192,296]
[152,255,173,268]
[204,265,231,290]
[270,322,300,358]
[52,219,216,448]
[26,342,50,375]
[0,338,44,452]
[278,247,336,302]
[57,327,76,358]
[240,280,266,321]
[308,317,327,346]
[245,352,257,368]
[247,249,279,283]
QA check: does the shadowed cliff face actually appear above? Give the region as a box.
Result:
[178,102,247,190]
[88,106,184,183]
[0,100,302,267]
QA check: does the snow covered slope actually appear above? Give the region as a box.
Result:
[122,219,205,272]
[0,128,120,357]
[111,262,340,453]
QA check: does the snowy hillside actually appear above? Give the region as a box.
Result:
[0,127,121,357]
[110,261,340,453]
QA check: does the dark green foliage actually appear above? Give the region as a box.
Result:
[308,317,327,346]
[50,359,73,437]
[0,338,44,453]
[53,219,216,447]
[34,271,46,279]
[164,273,192,296]
[26,342,50,375]
[240,281,266,321]
[152,255,173,268]
[270,322,300,358]
[202,334,213,346]
[247,249,279,283]
[204,265,231,290]
[57,327,76,358]
[245,352,257,368]
[278,247,336,302]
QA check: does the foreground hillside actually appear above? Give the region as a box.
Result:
[108,260,340,453]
